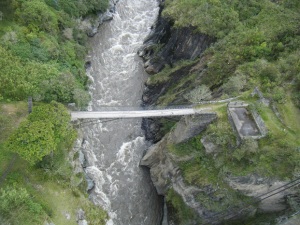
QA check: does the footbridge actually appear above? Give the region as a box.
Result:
[71,106,212,120]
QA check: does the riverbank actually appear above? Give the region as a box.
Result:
[0,0,114,223]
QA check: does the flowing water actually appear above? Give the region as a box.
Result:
[78,1,162,224]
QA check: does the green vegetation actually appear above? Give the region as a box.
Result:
[0,0,109,222]
[0,0,110,106]
[168,110,250,214]
[6,101,76,165]
[151,0,300,182]
[163,0,239,38]
[0,186,45,224]
[170,99,300,180]
[148,60,196,85]
[165,99,300,223]
[166,188,198,225]
[0,102,107,224]
[149,5,300,212]
[159,0,300,108]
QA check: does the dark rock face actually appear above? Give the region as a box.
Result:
[139,4,299,225]
[142,62,197,106]
[141,114,220,224]
[138,12,215,75]
[139,7,215,144]
[141,114,217,194]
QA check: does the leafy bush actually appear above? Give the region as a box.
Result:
[44,0,109,17]
[184,85,212,103]
[163,0,239,38]
[222,74,246,96]
[0,0,99,107]
[0,186,45,224]
[6,101,76,165]
[166,188,196,225]
[232,139,258,162]
[15,0,59,34]
[0,45,89,106]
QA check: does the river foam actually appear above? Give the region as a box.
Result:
[78,1,162,224]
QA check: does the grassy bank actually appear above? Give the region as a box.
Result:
[0,102,107,224]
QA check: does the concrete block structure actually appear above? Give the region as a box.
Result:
[228,101,267,140]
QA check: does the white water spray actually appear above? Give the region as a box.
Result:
[77,1,162,225]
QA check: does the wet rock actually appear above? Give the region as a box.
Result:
[145,63,160,74]
[78,0,117,37]
[78,150,86,168]
[141,118,164,143]
[80,10,114,37]
[84,61,92,70]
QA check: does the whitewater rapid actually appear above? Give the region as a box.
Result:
[77,1,162,224]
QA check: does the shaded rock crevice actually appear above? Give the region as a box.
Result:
[139,8,216,145]
[139,22,215,75]
[140,114,218,223]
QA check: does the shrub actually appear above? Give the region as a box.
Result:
[15,0,58,34]
[166,188,196,225]
[184,85,212,103]
[0,186,44,224]
[163,0,240,38]
[222,74,247,95]
[6,101,76,165]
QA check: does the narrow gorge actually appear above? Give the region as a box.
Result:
[75,0,163,224]
[75,0,300,225]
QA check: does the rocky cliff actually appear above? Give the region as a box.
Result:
[140,3,300,225]
[141,114,217,195]
[138,8,215,75]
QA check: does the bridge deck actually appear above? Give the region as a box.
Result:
[71,108,212,120]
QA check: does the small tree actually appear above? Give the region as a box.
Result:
[0,187,44,223]
[222,74,246,95]
[6,101,76,165]
[6,120,55,165]
[15,0,58,34]
[184,85,212,103]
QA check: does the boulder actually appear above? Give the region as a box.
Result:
[141,114,216,194]
[226,174,297,212]
[78,0,118,37]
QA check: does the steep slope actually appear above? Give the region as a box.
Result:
[140,1,300,224]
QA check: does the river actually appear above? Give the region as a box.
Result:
[77,0,162,224]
